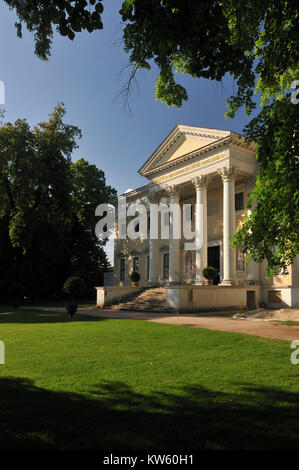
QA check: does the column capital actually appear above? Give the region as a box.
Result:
[192,175,209,190]
[218,166,237,182]
[147,189,159,204]
[164,184,182,199]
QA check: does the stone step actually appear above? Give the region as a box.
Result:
[106,287,168,312]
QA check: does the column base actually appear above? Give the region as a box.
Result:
[192,280,204,286]
[219,280,235,286]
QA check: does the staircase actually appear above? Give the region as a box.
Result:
[106,287,168,312]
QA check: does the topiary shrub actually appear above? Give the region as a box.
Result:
[66,303,78,317]
[130,271,140,285]
[8,281,25,309]
[63,276,85,318]
[202,266,218,280]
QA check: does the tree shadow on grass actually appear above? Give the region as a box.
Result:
[1,377,299,450]
[0,308,106,324]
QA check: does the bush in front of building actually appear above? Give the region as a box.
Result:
[202,266,218,285]
[130,271,140,286]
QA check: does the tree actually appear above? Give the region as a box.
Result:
[4,0,299,273]
[8,280,25,308]
[0,104,116,299]
[0,104,77,297]
[232,96,299,276]
[4,0,104,60]
[69,158,116,291]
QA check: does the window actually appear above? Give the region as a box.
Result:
[135,222,139,233]
[163,253,169,279]
[120,258,125,281]
[235,192,244,211]
[147,255,150,280]
[147,215,150,231]
[133,256,139,273]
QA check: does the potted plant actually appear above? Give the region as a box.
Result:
[202,266,218,285]
[130,271,140,287]
[63,276,85,319]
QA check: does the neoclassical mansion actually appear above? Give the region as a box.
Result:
[97,125,299,311]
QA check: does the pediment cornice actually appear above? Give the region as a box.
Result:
[139,130,256,180]
[138,125,233,176]
[144,136,231,177]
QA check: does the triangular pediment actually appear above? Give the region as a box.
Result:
[138,125,231,178]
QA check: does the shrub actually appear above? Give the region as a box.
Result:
[63,276,85,301]
[130,271,140,283]
[202,266,218,280]
[66,303,78,317]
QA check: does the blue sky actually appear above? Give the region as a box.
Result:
[0,0,260,263]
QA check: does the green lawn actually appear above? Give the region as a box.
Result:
[275,321,299,327]
[0,307,298,450]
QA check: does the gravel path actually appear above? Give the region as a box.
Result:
[76,308,299,341]
[21,306,299,341]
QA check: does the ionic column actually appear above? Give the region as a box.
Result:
[166,185,181,284]
[218,166,237,285]
[192,175,208,285]
[148,191,159,286]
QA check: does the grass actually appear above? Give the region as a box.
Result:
[275,320,299,327]
[0,307,299,450]
[21,299,96,308]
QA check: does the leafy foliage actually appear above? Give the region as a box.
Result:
[202,266,218,280]
[4,1,299,273]
[0,104,116,300]
[8,280,25,299]
[232,96,299,276]
[63,276,85,295]
[4,0,104,60]
[130,271,140,283]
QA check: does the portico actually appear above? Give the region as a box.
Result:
[108,125,299,310]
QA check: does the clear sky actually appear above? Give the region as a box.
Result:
[0,0,261,264]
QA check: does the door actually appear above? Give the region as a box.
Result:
[208,246,220,285]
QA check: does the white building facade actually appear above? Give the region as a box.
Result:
[107,125,299,311]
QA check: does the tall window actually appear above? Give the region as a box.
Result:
[147,255,150,280]
[163,253,169,279]
[133,256,139,273]
[120,258,125,281]
[235,192,244,211]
